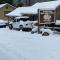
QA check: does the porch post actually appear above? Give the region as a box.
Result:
[38,9,40,34]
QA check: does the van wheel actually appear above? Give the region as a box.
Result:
[19,25,23,30]
[17,29,20,31]
[9,24,13,29]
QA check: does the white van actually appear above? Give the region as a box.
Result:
[9,16,33,31]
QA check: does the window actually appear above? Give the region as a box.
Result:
[17,19,20,22]
[13,19,16,22]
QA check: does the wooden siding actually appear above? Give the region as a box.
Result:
[55,5,60,20]
[0,4,15,20]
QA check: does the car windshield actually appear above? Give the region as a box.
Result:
[13,19,16,22]
[20,18,29,21]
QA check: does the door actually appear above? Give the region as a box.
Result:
[12,19,20,28]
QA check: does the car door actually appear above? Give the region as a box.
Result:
[12,19,17,28]
[13,19,21,28]
[16,19,20,28]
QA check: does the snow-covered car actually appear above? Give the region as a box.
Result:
[9,16,33,31]
[0,20,7,28]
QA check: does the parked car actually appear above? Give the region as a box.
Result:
[0,20,8,28]
[9,16,33,31]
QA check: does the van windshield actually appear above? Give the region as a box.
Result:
[20,18,29,21]
[13,19,16,22]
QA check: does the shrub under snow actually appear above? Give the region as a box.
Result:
[40,28,53,35]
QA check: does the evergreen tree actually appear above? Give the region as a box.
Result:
[0,0,13,4]
[17,0,24,7]
[38,0,55,2]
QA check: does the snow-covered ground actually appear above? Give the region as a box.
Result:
[0,28,60,60]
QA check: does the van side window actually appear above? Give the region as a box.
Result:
[13,19,16,22]
[17,19,20,22]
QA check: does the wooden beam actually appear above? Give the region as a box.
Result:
[38,9,40,33]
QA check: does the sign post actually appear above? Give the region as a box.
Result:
[38,9,40,33]
[38,9,55,33]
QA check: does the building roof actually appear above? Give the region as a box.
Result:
[23,1,60,13]
[6,7,22,17]
[0,3,15,9]
[32,1,60,10]
[6,1,60,16]
[0,3,7,8]
[6,6,36,16]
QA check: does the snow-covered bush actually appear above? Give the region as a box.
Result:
[42,32,50,36]
[40,28,53,36]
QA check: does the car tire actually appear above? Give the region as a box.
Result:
[17,29,20,31]
[9,24,13,29]
[19,25,23,30]
[31,31,34,34]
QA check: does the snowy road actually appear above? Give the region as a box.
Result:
[0,28,60,60]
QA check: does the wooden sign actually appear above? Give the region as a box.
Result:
[38,9,55,25]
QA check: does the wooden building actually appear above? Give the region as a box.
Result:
[0,3,15,20]
[7,1,60,22]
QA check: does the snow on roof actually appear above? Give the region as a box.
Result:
[0,3,7,8]
[21,1,60,14]
[32,1,60,10]
[6,7,22,17]
[6,6,36,16]
[0,3,15,9]
[6,1,60,16]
